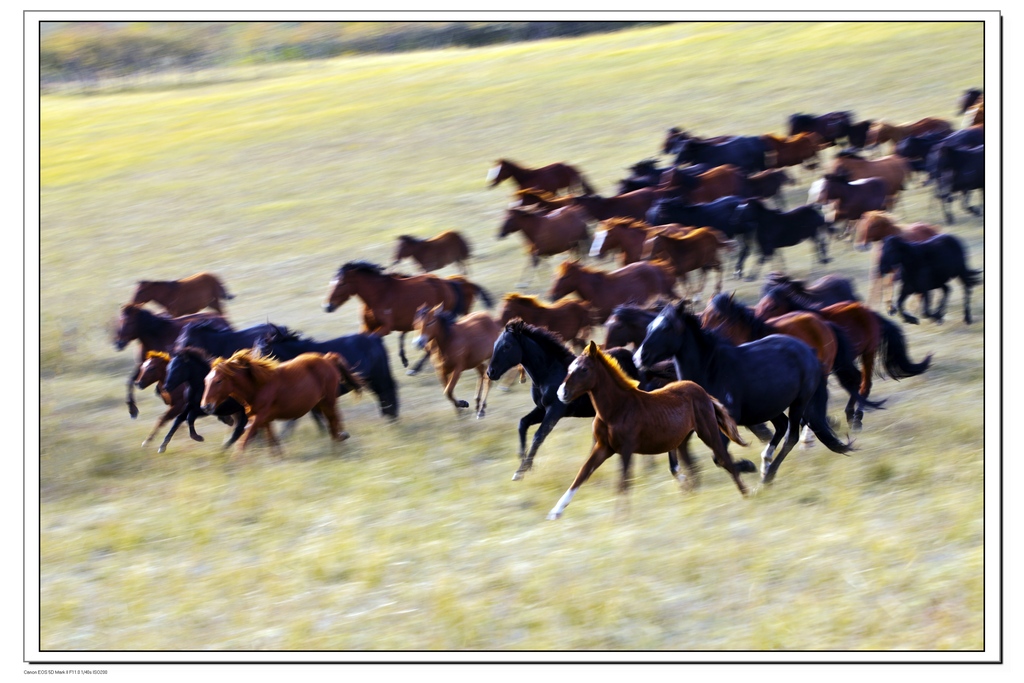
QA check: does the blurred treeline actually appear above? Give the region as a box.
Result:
[40,21,665,90]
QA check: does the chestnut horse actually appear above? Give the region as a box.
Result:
[547,341,751,519]
[134,351,191,450]
[323,261,493,372]
[548,259,677,324]
[662,164,746,204]
[129,272,234,317]
[201,349,364,457]
[414,304,502,418]
[590,218,691,265]
[487,159,595,195]
[497,206,591,286]
[114,304,231,419]
[497,293,592,349]
[866,117,953,151]
[811,173,889,238]
[392,231,471,274]
[645,227,736,301]
[761,132,824,170]
[572,188,661,222]
[509,188,575,212]
[855,211,940,251]
[829,151,910,205]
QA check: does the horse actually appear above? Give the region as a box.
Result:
[958,89,983,116]
[571,188,660,222]
[485,319,676,482]
[673,136,768,173]
[547,341,752,519]
[645,196,751,275]
[497,206,591,286]
[392,231,471,274]
[731,199,830,280]
[487,159,595,195]
[878,234,982,325]
[153,347,249,454]
[743,168,794,210]
[633,301,852,485]
[590,218,691,266]
[129,272,234,317]
[930,144,984,224]
[699,292,880,430]
[845,120,874,150]
[754,287,932,415]
[899,126,984,175]
[323,260,492,373]
[761,132,823,170]
[759,272,860,308]
[787,111,853,147]
[414,304,501,418]
[810,173,889,239]
[644,227,736,300]
[604,302,667,349]
[854,211,940,252]
[509,188,576,212]
[497,293,592,349]
[133,351,191,451]
[114,304,231,419]
[548,259,677,324]
[830,151,910,204]
[174,320,278,359]
[254,324,399,419]
[866,118,954,152]
[201,349,364,457]
[616,158,675,194]
[662,164,747,204]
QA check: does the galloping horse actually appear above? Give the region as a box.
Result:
[829,152,910,206]
[497,293,592,349]
[392,231,471,274]
[760,272,859,308]
[603,302,667,349]
[114,304,231,419]
[129,272,234,317]
[509,188,575,212]
[663,164,747,204]
[878,234,982,325]
[414,304,501,418]
[854,211,940,251]
[634,301,852,485]
[810,173,889,238]
[134,351,191,451]
[548,259,676,324]
[487,159,595,195]
[497,206,590,286]
[201,349,364,457]
[323,261,493,372]
[590,218,690,266]
[547,341,752,519]
[866,117,953,151]
[644,227,736,300]
[731,200,829,280]
[761,132,823,170]
[572,188,660,222]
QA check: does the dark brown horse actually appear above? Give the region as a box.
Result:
[590,218,691,265]
[761,132,824,170]
[129,272,234,317]
[571,188,661,222]
[497,293,592,349]
[487,159,595,195]
[323,261,492,372]
[548,259,677,324]
[134,351,191,450]
[811,173,889,238]
[201,349,363,457]
[392,231,471,274]
[866,117,954,151]
[114,304,231,419]
[547,341,750,519]
[509,188,576,212]
[829,151,910,205]
[414,304,502,418]
[661,164,746,204]
[497,206,591,286]
[645,227,736,301]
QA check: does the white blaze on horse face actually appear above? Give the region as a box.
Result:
[486,164,501,182]
[590,230,607,257]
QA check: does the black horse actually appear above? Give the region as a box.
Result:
[759,272,859,307]
[878,234,982,325]
[485,319,675,482]
[931,145,984,224]
[673,135,768,172]
[788,111,854,147]
[732,199,829,280]
[254,324,399,418]
[156,347,248,454]
[646,195,751,276]
[604,303,667,349]
[634,301,852,484]
[616,158,675,194]
[174,319,278,358]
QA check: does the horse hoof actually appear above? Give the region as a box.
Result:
[512,471,524,481]
[456,400,469,409]
[736,459,757,474]
[157,445,166,454]
[476,410,486,420]
[546,511,562,521]
[190,434,205,442]
[850,419,863,432]
[338,431,350,441]
[128,406,139,420]
[406,369,418,376]
[498,385,511,393]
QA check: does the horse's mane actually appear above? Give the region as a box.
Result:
[338,261,387,278]
[397,235,423,245]
[601,217,649,231]
[505,319,576,366]
[707,293,773,339]
[513,188,559,201]
[176,346,214,366]
[212,348,279,384]
[502,292,547,309]
[555,259,590,276]
[584,342,639,391]
[761,284,823,312]
[425,308,459,334]
[608,303,660,327]
[181,318,226,334]
[145,350,170,362]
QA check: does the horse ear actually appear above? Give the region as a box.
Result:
[586,340,599,355]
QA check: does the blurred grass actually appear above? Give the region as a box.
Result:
[39,21,986,651]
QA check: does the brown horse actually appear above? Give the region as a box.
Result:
[487,159,595,195]
[662,164,746,204]
[590,218,691,265]
[323,261,492,372]
[866,117,954,151]
[129,272,234,317]
[571,188,660,222]
[509,188,576,212]
[114,304,231,419]
[200,349,363,457]
[644,227,736,301]
[829,151,910,206]
[392,231,471,274]
[761,132,824,170]
[414,304,502,418]
[854,211,941,251]
[134,351,192,449]
[497,206,591,286]
[497,293,592,349]
[547,341,750,519]
[548,259,677,324]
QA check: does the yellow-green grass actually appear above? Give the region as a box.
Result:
[39,21,987,651]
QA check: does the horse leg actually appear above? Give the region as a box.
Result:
[894,284,919,325]
[547,441,615,520]
[408,347,432,376]
[142,405,180,449]
[693,428,749,497]
[224,412,247,450]
[515,405,547,478]
[932,285,950,324]
[516,256,537,289]
[713,265,723,295]
[816,231,831,264]
[126,369,140,419]
[474,366,492,419]
[962,278,974,325]
[154,411,192,454]
[759,414,790,480]
[263,423,284,458]
[762,408,804,485]
[672,434,700,491]
[747,422,774,443]
[443,367,469,413]
[397,332,409,369]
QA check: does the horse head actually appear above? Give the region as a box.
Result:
[487,159,511,187]
[486,321,525,381]
[633,300,685,372]
[877,236,907,277]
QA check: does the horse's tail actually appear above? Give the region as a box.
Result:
[964,267,983,287]
[215,277,235,300]
[876,313,932,380]
[710,396,748,447]
[444,279,468,316]
[325,352,365,394]
[804,380,854,455]
[367,335,399,419]
[578,172,596,196]
[472,282,495,310]
[829,322,885,410]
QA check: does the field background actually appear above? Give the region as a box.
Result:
[38,21,989,653]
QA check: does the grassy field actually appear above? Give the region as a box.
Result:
[37,21,990,654]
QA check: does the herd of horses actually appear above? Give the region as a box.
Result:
[113,91,984,520]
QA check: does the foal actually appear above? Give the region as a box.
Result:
[548,341,750,519]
